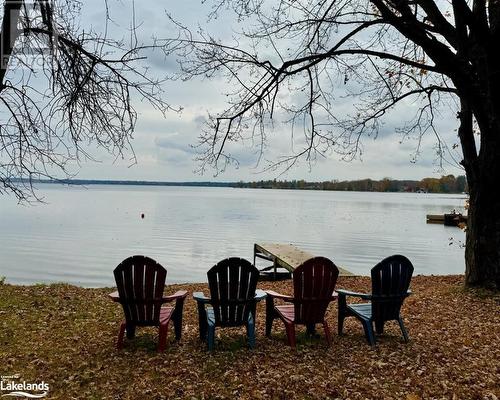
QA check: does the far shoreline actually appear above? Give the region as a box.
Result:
[1,273,464,289]
[16,175,469,194]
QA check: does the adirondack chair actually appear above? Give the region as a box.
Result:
[193,257,266,350]
[265,257,339,348]
[109,255,188,352]
[337,254,414,346]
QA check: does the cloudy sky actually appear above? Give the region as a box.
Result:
[71,0,464,182]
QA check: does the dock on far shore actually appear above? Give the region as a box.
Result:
[426,213,467,227]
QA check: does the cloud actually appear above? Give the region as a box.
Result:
[64,0,465,182]
[155,133,195,155]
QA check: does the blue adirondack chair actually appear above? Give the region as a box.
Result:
[193,257,266,350]
[337,254,414,346]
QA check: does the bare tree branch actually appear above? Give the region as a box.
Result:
[0,0,174,201]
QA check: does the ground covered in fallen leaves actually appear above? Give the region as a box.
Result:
[0,275,499,399]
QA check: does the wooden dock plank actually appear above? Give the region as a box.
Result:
[254,243,354,276]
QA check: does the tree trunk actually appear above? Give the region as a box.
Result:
[465,125,500,290]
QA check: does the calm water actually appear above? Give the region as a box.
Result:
[0,185,467,287]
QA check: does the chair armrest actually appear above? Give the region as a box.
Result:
[254,289,267,301]
[336,289,372,300]
[163,290,188,303]
[371,291,412,301]
[193,291,211,304]
[108,291,120,302]
[264,290,293,302]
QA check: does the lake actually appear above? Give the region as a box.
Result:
[0,185,467,287]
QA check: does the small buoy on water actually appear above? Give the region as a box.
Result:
[141,213,145,219]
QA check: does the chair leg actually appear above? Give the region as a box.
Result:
[375,320,384,335]
[125,323,136,339]
[362,320,376,346]
[246,314,256,349]
[173,297,186,341]
[158,322,169,352]
[117,321,126,350]
[284,322,296,349]
[338,312,345,335]
[197,303,208,341]
[207,324,216,351]
[265,297,274,337]
[306,323,316,336]
[322,320,332,346]
[338,294,347,335]
[398,317,410,342]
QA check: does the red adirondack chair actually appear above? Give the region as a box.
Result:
[109,255,188,352]
[265,256,339,348]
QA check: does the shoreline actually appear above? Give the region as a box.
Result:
[22,176,469,195]
[0,272,466,289]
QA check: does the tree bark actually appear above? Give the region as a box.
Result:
[465,123,500,290]
[456,30,500,290]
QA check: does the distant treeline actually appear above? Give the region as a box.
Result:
[20,174,467,193]
[21,178,234,188]
[235,175,467,193]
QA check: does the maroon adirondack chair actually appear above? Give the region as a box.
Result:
[265,257,339,348]
[109,255,188,352]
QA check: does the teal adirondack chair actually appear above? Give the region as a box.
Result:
[193,257,266,350]
[337,254,414,346]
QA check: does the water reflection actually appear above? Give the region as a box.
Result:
[0,185,467,287]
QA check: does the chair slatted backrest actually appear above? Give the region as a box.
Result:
[371,255,414,321]
[292,257,339,324]
[207,258,259,327]
[114,255,167,325]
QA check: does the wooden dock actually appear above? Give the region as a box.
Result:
[426,213,467,227]
[253,243,354,280]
